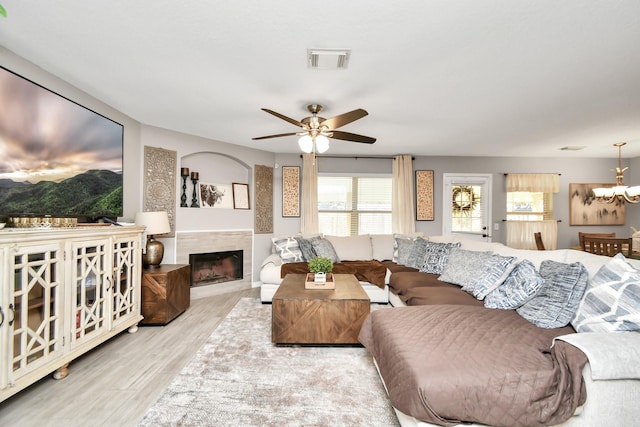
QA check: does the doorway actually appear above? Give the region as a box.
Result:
[442,173,492,242]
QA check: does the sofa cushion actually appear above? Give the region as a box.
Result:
[517,260,588,329]
[464,254,517,299]
[325,234,373,261]
[438,248,493,287]
[272,236,304,263]
[571,253,640,333]
[403,286,484,306]
[294,236,319,261]
[311,237,340,263]
[484,259,545,309]
[419,241,462,275]
[371,234,395,261]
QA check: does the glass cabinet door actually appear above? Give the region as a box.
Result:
[111,236,140,329]
[9,243,64,382]
[71,239,110,344]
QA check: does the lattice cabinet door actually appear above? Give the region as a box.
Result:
[6,242,65,386]
[111,235,141,330]
[70,239,111,346]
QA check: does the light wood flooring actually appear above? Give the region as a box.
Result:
[0,287,259,427]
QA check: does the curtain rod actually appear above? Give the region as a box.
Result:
[502,219,562,222]
[503,173,561,175]
[299,155,415,160]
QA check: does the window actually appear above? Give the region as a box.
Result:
[318,175,392,236]
[506,192,554,220]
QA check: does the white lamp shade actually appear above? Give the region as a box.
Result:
[298,135,313,153]
[626,186,640,198]
[315,135,330,153]
[134,211,171,235]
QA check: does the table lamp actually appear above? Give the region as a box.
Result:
[135,211,171,267]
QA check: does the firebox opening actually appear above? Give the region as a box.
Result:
[189,250,243,287]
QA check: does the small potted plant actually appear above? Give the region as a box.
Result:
[308,256,333,283]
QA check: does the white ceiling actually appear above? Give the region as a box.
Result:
[1,0,640,158]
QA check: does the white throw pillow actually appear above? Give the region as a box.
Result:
[370,234,395,261]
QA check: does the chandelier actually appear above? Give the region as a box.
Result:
[592,142,640,204]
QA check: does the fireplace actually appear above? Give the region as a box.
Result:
[189,250,243,287]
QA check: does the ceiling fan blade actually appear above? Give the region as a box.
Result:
[320,109,368,130]
[261,108,305,128]
[252,132,299,140]
[330,130,376,144]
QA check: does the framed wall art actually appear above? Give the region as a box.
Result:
[254,165,273,234]
[198,182,234,209]
[282,166,300,217]
[569,183,625,225]
[415,170,434,221]
[232,183,250,210]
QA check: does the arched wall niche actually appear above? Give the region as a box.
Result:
[181,151,252,185]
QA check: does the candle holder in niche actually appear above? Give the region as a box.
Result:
[180,167,189,207]
[190,171,200,207]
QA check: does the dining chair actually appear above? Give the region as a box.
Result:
[534,232,545,250]
[578,232,616,251]
[582,236,632,257]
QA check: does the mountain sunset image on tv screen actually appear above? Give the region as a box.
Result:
[0,66,124,219]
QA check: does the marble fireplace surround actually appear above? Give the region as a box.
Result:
[175,230,252,298]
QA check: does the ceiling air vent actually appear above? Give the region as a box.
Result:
[307,48,351,69]
[559,146,586,151]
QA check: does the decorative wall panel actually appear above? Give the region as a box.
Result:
[415,170,434,221]
[282,166,300,217]
[144,146,176,235]
[254,165,273,234]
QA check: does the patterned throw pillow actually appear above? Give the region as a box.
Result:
[438,248,493,287]
[464,254,517,299]
[272,236,304,263]
[484,260,545,309]
[406,237,430,269]
[517,260,588,329]
[395,237,416,266]
[419,241,462,275]
[311,238,340,263]
[571,254,640,332]
[295,236,318,261]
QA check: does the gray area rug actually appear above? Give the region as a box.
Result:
[138,298,400,426]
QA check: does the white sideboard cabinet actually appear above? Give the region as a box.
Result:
[0,225,145,402]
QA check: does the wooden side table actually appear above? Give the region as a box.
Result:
[141,264,191,325]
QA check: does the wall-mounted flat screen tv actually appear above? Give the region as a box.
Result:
[0,65,124,220]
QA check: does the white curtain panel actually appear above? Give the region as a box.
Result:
[506,220,558,250]
[392,155,416,234]
[300,153,319,234]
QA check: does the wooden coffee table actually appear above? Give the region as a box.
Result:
[272,273,370,345]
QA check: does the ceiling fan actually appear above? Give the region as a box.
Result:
[252,104,376,153]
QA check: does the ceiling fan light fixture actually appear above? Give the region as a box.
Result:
[315,135,330,153]
[298,135,313,153]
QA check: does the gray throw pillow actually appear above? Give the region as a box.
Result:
[484,260,545,309]
[571,253,640,333]
[295,236,318,261]
[517,259,588,329]
[464,254,517,299]
[419,241,462,275]
[311,238,340,263]
[395,237,416,266]
[438,248,493,287]
[406,237,430,269]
